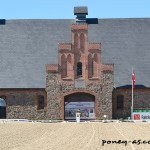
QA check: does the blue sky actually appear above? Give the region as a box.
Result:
[0,0,150,19]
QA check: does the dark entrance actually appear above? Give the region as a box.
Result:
[64,92,95,120]
[0,98,6,119]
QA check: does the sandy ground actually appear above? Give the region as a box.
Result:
[0,121,150,150]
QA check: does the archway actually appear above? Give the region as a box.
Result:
[0,98,6,119]
[64,92,95,120]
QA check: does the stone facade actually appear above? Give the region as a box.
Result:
[113,87,150,119]
[46,72,62,119]
[46,23,114,119]
[0,12,124,120]
[0,7,150,120]
[100,71,114,118]
[0,89,47,119]
[46,72,114,119]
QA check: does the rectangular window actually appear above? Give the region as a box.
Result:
[37,95,44,110]
[77,62,82,77]
[117,95,124,110]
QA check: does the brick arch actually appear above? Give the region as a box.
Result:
[93,53,98,77]
[88,53,93,78]
[80,33,85,49]
[66,54,72,77]
[93,53,98,62]
[74,33,79,49]
[67,54,72,63]
[60,89,99,119]
[61,54,67,78]
[63,89,97,97]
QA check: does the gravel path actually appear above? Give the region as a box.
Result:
[0,122,150,150]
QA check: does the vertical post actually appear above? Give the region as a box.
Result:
[131,67,134,120]
[131,79,133,120]
[76,111,80,123]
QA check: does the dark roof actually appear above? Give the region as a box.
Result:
[116,85,147,89]
[0,18,150,88]
[74,6,88,15]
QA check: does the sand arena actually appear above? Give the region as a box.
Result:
[0,121,150,150]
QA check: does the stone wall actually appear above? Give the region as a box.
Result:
[0,89,46,119]
[46,23,114,120]
[113,88,150,119]
[100,71,114,119]
[0,70,114,120]
[46,70,114,119]
[46,72,62,119]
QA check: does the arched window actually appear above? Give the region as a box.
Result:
[61,54,67,78]
[67,54,72,77]
[77,62,82,77]
[74,33,78,49]
[37,95,45,110]
[93,53,98,77]
[117,95,124,110]
[67,54,71,63]
[80,33,85,49]
[88,53,98,78]
[88,54,93,78]
[92,61,94,76]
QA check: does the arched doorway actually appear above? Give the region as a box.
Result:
[0,98,6,119]
[64,92,95,120]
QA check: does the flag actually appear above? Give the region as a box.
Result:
[132,71,135,88]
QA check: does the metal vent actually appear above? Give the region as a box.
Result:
[74,6,88,23]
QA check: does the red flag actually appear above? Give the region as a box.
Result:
[132,71,135,88]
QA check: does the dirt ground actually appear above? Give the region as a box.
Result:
[0,121,150,150]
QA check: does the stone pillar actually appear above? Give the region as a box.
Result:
[100,65,114,119]
[46,64,62,119]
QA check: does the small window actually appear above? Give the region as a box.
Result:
[77,62,82,76]
[117,95,124,110]
[0,96,6,119]
[37,95,44,110]
[91,61,94,76]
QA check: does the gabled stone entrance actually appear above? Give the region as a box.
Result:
[46,7,114,120]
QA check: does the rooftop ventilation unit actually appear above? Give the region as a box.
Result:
[74,6,88,23]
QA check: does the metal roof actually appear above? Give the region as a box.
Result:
[0,18,150,88]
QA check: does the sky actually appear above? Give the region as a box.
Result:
[0,0,150,19]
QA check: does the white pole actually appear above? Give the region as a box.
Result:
[131,68,134,120]
[131,79,133,120]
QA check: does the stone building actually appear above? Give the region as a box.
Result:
[46,23,114,119]
[0,7,150,119]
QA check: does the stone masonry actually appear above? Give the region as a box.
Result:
[46,23,114,119]
[0,89,47,119]
[113,87,150,119]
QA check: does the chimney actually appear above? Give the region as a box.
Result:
[74,6,88,23]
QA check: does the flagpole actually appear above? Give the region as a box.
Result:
[131,67,134,120]
[131,79,133,120]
